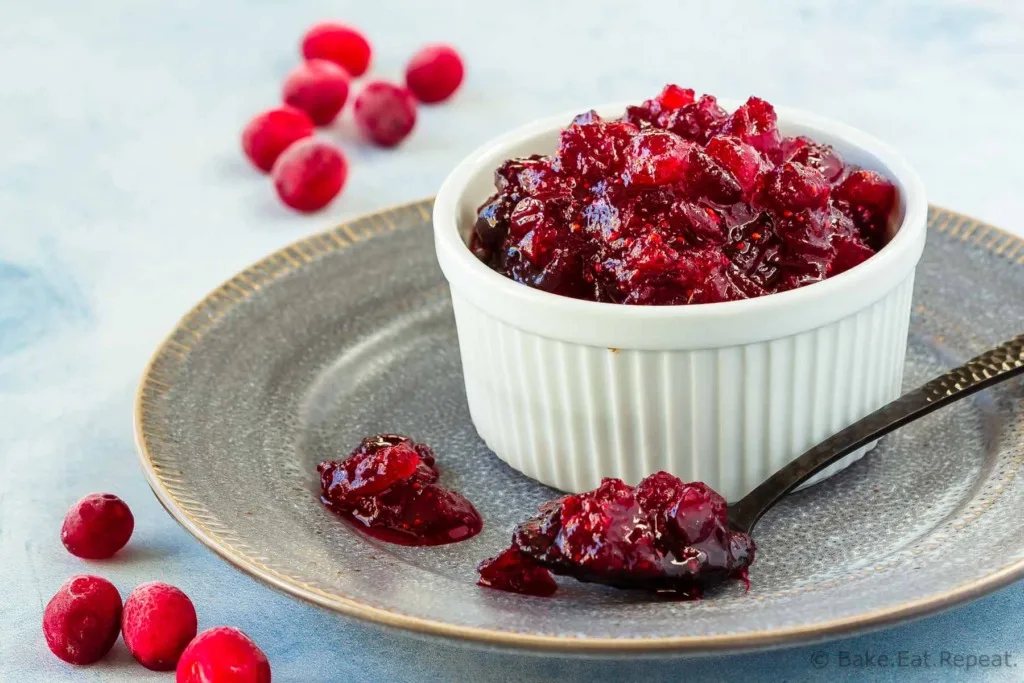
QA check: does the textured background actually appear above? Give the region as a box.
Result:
[1,0,1023,681]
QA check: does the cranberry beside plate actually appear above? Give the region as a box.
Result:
[136,199,1024,653]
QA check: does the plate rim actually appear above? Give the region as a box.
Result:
[134,198,1024,654]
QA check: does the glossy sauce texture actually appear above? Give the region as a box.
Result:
[471,86,897,305]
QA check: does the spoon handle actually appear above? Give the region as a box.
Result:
[727,333,1024,534]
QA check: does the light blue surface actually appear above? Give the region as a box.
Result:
[2,1,1023,680]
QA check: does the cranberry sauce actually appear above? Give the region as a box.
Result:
[477,547,558,597]
[470,85,897,305]
[318,434,483,546]
[477,471,754,598]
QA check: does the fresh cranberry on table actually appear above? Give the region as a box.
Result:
[43,575,123,665]
[300,22,371,77]
[282,59,350,126]
[405,44,465,104]
[241,107,314,173]
[61,492,134,559]
[353,81,418,147]
[271,138,348,213]
[478,472,754,597]
[318,434,483,546]
[471,86,898,305]
[122,581,198,671]
[176,626,271,683]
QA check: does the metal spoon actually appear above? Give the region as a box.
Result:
[727,333,1024,535]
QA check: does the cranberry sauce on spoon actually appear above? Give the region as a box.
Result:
[478,471,754,598]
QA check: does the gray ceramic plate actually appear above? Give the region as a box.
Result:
[135,200,1024,654]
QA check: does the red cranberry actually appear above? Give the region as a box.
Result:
[318,434,483,546]
[724,211,782,291]
[353,81,417,147]
[831,233,876,275]
[508,197,558,257]
[771,207,837,289]
[706,135,766,193]
[759,161,831,212]
[637,475,727,546]
[499,193,592,298]
[176,627,270,683]
[660,94,729,143]
[43,575,122,665]
[780,136,846,183]
[320,436,422,502]
[685,147,743,205]
[834,169,897,215]
[657,84,696,110]
[625,129,692,186]
[670,201,727,245]
[300,23,371,77]
[122,582,198,671]
[271,139,348,213]
[405,44,465,104]
[282,59,350,126]
[498,472,755,595]
[477,548,558,597]
[473,194,513,254]
[833,169,897,248]
[241,107,314,173]
[556,120,637,185]
[625,84,696,127]
[61,493,134,559]
[719,96,781,157]
[495,154,559,197]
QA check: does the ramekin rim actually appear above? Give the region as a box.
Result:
[433,99,927,323]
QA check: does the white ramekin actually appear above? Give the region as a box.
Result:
[433,100,927,501]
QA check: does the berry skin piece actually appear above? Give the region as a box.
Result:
[353,81,418,147]
[625,129,692,186]
[43,575,123,665]
[320,438,422,502]
[177,627,271,683]
[759,161,831,213]
[282,60,350,126]
[834,169,897,214]
[405,44,465,104]
[719,96,781,156]
[122,582,198,671]
[477,548,558,597]
[271,139,348,213]
[706,135,765,193]
[241,107,315,173]
[61,493,134,559]
[301,23,371,77]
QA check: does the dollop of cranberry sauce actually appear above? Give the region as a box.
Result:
[478,472,755,598]
[318,434,483,546]
[470,85,898,305]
